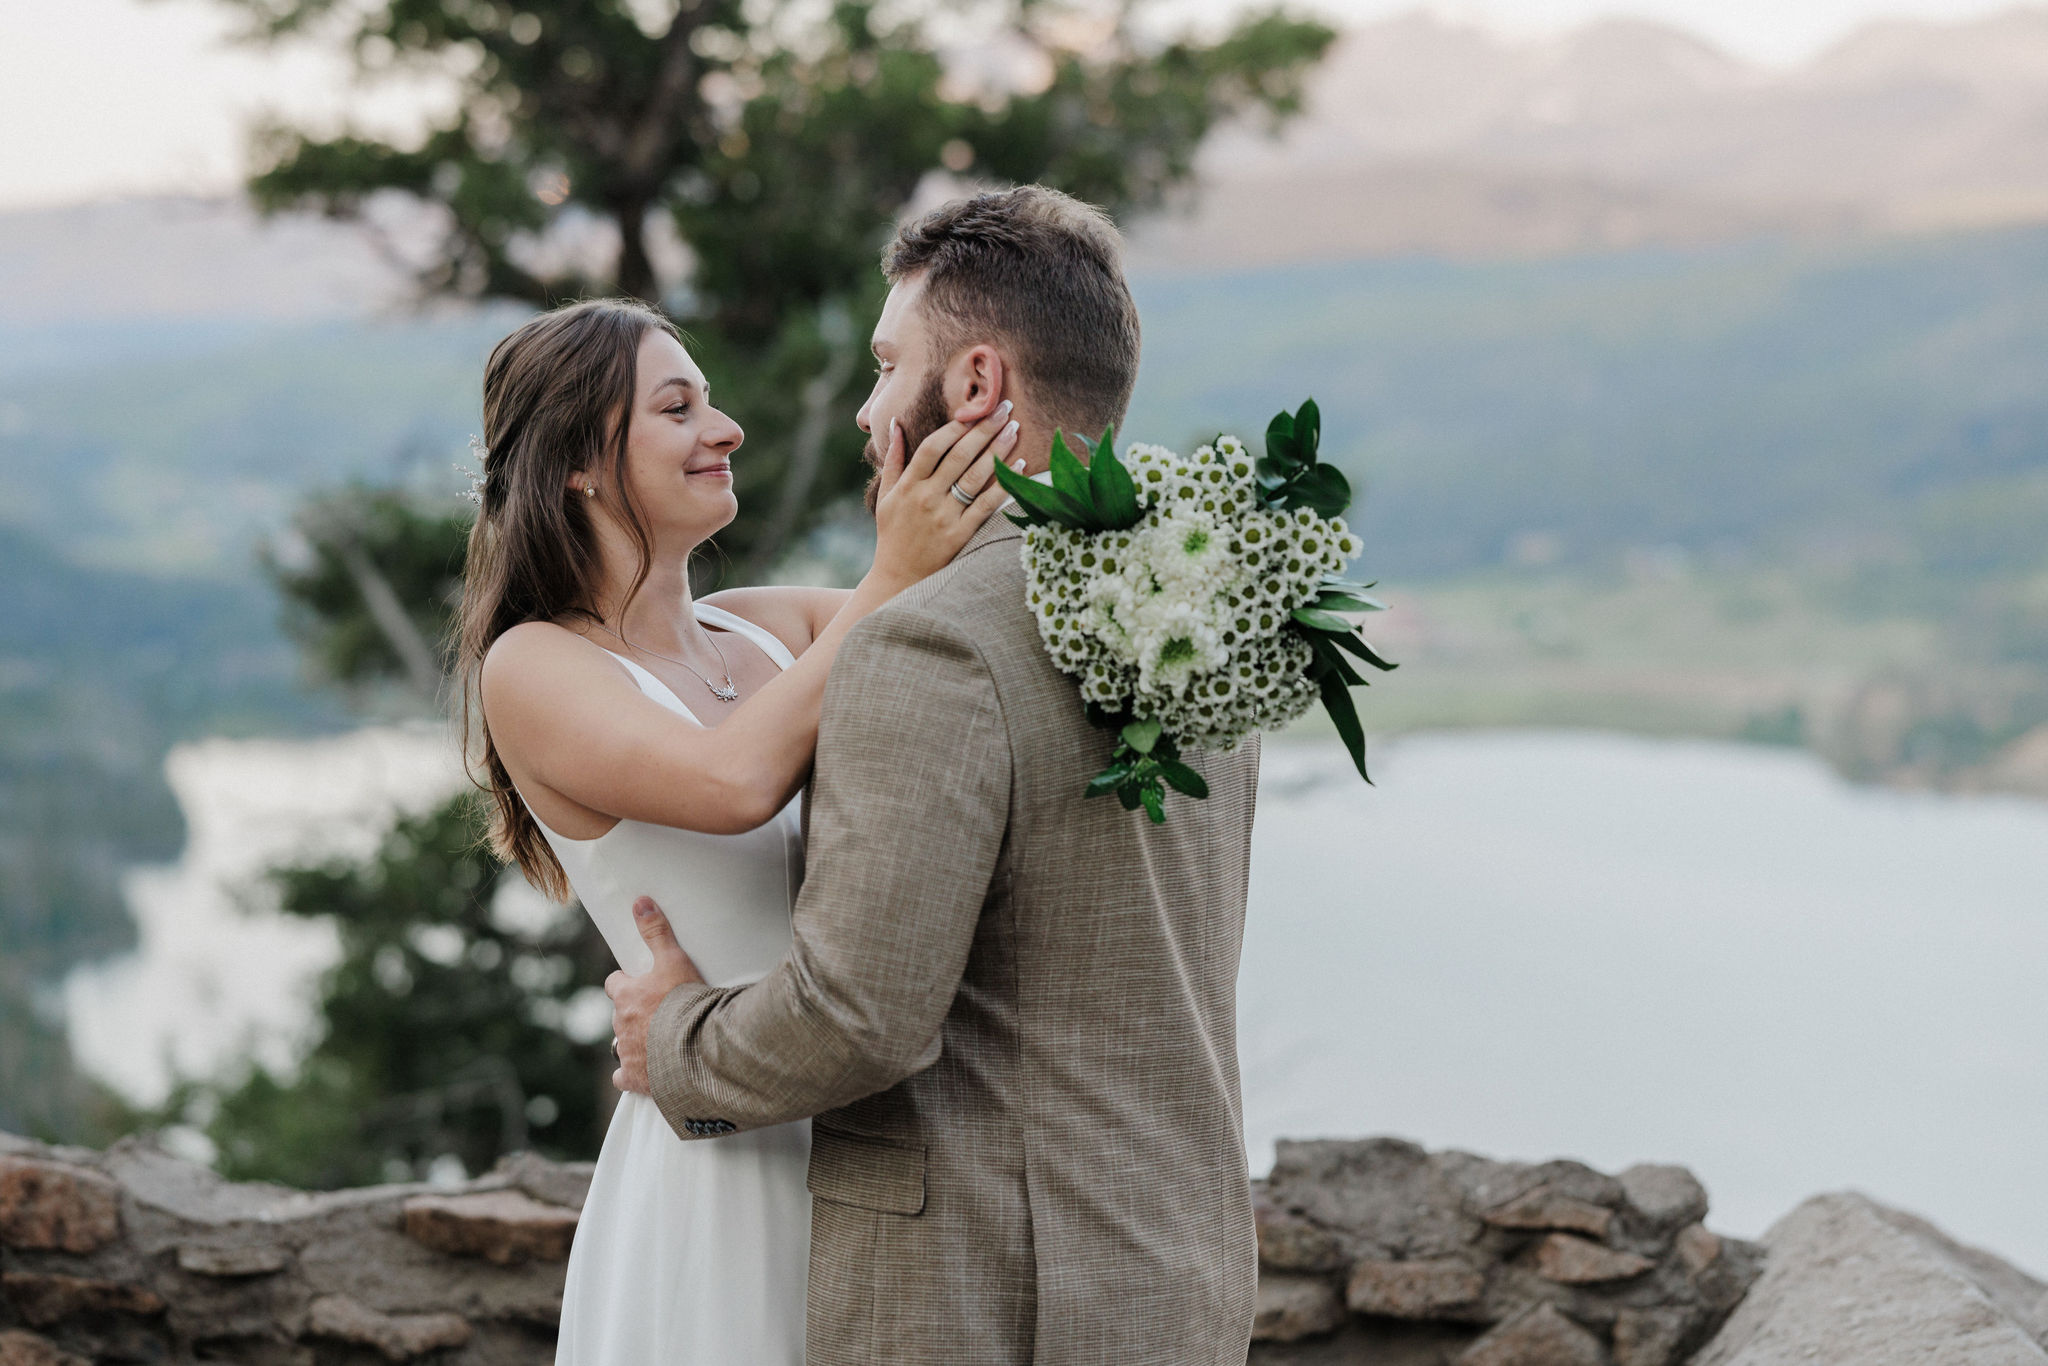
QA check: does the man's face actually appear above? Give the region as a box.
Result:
[857,274,952,512]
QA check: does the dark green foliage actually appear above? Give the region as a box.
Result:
[266,486,473,697]
[193,795,610,1188]
[996,428,1140,532]
[216,0,1336,573]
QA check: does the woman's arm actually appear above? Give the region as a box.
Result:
[483,411,1018,837]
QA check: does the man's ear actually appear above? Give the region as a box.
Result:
[946,344,1007,423]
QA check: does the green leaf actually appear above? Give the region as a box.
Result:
[1313,591,1386,614]
[1087,430,1143,530]
[1294,398,1322,459]
[1122,717,1163,754]
[995,460,1095,529]
[1265,409,1301,466]
[1140,785,1167,824]
[1048,431,1095,511]
[1278,462,1351,518]
[1309,634,1366,687]
[1117,784,1143,812]
[1330,632,1400,672]
[1292,606,1355,634]
[1318,670,1371,784]
[1159,760,1210,799]
[1085,765,1133,797]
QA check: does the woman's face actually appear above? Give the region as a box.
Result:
[598,328,745,545]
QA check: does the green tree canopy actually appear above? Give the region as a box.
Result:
[226,0,1335,572]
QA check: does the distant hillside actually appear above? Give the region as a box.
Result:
[0,309,523,575]
[1133,224,2048,577]
[1130,8,2048,266]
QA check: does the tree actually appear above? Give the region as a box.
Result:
[193,798,617,1187]
[265,486,473,706]
[222,0,1335,574]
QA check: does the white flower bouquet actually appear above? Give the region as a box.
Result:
[994,399,1395,823]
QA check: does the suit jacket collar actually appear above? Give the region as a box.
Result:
[960,511,1024,559]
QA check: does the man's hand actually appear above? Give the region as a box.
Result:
[605,896,705,1095]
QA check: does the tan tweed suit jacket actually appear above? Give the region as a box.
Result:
[647,515,1261,1365]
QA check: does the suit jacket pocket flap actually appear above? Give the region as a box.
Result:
[807,1126,926,1215]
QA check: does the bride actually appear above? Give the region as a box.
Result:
[455,297,1016,1363]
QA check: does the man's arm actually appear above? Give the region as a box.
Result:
[639,604,1011,1136]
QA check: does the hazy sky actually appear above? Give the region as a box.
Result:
[0,0,2030,210]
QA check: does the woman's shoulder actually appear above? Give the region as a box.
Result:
[702,585,851,656]
[482,620,625,699]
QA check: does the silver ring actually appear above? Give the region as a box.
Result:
[949,481,976,507]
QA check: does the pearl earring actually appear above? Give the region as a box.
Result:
[584,484,596,498]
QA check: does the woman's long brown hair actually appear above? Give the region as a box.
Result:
[457,298,678,900]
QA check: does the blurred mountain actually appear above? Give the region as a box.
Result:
[0,197,412,328]
[1129,7,2048,266]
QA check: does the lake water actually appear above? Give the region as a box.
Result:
[65,727,2048,1276]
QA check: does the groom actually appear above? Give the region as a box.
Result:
[608,186,1262,1365]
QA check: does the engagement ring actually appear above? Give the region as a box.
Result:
[949,481,976,507]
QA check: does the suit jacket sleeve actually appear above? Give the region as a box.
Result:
[644,603,1011,1137]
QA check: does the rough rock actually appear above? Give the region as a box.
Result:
[1617,1166,1708,1234]
[1456,1303,1607,1366]
[402,1190,579,1266]
[1528,1233,1656,1284]
[304,1294,472,1361]
[1613,1307,1700,1366]
[1691,1192,2048,1365]
[1252,1138,1759,1366]
[1481,1187,1614,1239]
[1254,1275,1348,1343]
[0,1159,120,1254]
[175,1242,291,1277]
[0,1332,88,1366]
[0,1273,165,1327]
[0,1131,571,1366]
[488,1152,594,1215]
[1256,1189,1349,1273]
[1346,1258,1487,1319]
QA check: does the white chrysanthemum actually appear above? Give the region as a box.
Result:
[1018,438,1360,754]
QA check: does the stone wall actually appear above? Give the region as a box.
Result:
[1249,1139,1762,1365]
[0,1132,585,1366]
[4,1129,2044,1366]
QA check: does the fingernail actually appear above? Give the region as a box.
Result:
[633,898,654,918]
[1012,458,1027,472]
[997,399,1013,417]
[1002,420,1019,440]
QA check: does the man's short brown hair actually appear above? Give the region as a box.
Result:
[884,185,1141,440]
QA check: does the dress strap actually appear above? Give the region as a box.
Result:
[696,603,798,672]
[597,649,701,723]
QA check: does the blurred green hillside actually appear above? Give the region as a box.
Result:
[8,227,2045,585]
[1128,226,2048,579]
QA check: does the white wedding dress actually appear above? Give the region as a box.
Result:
[528,604,810,1366]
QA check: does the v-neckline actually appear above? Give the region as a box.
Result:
[599,649,705,725]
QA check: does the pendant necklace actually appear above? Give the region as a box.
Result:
[590,621,741,703]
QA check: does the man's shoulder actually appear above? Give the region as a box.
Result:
[865,530,1032,649]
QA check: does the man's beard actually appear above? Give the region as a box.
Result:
[864,367,950,515]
